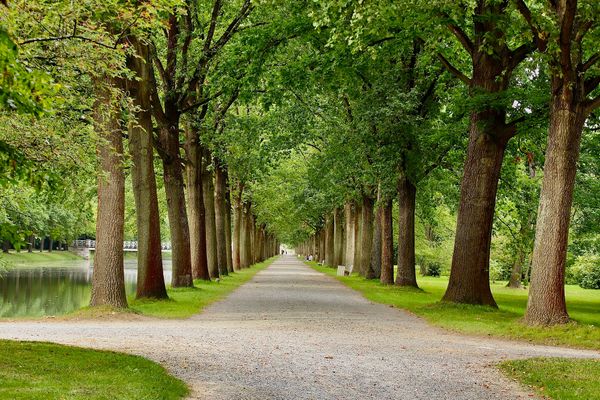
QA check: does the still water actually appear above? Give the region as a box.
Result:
[0,259,172,318]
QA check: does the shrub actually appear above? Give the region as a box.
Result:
[569,256,600,290]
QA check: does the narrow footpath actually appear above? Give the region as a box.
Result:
[1,255,598,399]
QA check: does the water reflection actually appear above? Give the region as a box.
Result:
[0,259,172,318]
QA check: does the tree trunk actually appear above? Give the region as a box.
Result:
[184,124,210,281]
[361,195,375,279]
[442,114,507,306]
[242,203,252,268]
[396,175,418,287]
[380,198,394,285]
[507,249,525,289]
[324,213,334,267]
[232,182,244,270]
[224,171,233,273]
[344,202,354,267]
[159,119,193,288]
[126,41,168,298]
[370,189,382,279]
[333,207,343,267]
[214,162,229,276]
[90,77,127,308]
[353,202,362,273]
[28,234,34,253]
[2,241,8,253]
[202,152,219,278]
[48,237,53,253]
[525,103,586,324]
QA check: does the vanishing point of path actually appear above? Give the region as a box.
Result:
[1,255,599,399]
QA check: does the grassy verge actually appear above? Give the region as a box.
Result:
[128,257,276,318]
[308,262,600,350]
[1,251,84,266]
[0,340,188,400]
[500,358,600,400]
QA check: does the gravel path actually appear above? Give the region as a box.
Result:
[1,255,598,399]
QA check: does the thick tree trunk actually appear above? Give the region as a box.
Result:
[380,198,394,285]
[184,125,210,281]
[525,103,586,324]
[48,237,53,252]
[159,119,193,288]
[232,182,243,271]
[396,175,418,287]
[344,202,354,267]
[361,195,375,279]
[202,153,219,278]
[214,162,229,276]
[126,42,169,298]
[90,78,127,308]
[28,234,34,253]
[333,207,343,267]
[325,214,334,267]
[442,113,507,306]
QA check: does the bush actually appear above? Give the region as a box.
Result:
[569,256,600,289]
[417,255,441,277]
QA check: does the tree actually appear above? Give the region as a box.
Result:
[523,0,600,325]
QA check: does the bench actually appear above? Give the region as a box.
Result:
[336,264,353,276]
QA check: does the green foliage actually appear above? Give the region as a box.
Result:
[0,340,188,400]
[569,256,600,290]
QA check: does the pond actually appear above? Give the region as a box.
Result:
[0,258,172,318]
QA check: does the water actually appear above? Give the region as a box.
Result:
[0,259,172,318]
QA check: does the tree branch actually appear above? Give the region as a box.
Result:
[437,53,471,85]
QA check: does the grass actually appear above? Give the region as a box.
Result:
[0,340,188,400]
[308,262,600,350]
[127,257,276,319]
[500,358,600,400]
[0,251,84,267]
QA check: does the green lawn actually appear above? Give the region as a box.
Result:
[0,340,188,400]
[127,257,276,318]
[1,251,84,267]
[500,358,600,400]
[308,262,600,350]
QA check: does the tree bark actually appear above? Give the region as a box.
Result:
[325,213,334,267]
[525,103,586,324]
[353,202,362,273]
[370,188,382,279]
[214,161,229,276]
[232,182,243,271]
[344,202,355,267]
[159,119,193,288]
[90,77,127,308]
[396,175,418,287]
[507,249,525,289]
[126,40,169,298]
[184,124,210,281]
[333,207,343,267]
[202,152,219,278]
[224,171,233,273]
[380,198,394,285]
[361,195,375,279]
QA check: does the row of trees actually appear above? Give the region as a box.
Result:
[1,1,598,326]
[283,0,599,326]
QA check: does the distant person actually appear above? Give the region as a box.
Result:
[308,254,313,261]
